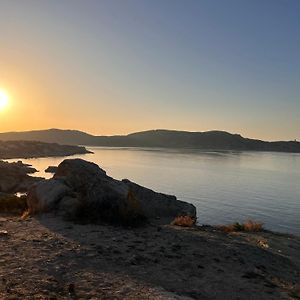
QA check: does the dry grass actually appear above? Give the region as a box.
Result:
[243,220,264,232]
[171,215,196,227]
[218,220,264,233]
[21,210,31,220]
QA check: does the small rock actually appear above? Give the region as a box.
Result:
[0,230,8,236]
[45,166,58,173]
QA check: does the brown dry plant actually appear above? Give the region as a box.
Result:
[171,215,196,227]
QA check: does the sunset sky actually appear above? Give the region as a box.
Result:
[0,0,299,140]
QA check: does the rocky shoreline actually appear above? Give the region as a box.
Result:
[0,140,91,160]
[0,160,42,194]
[0,158,299,299]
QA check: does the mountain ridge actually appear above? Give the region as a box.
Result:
[0,128,299,153]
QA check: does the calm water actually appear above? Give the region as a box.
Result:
[7,147,300,235]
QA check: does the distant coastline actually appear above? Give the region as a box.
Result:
[0,140,91,160]
[0,128,300,153]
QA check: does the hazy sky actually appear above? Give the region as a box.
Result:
[0,0,299,140]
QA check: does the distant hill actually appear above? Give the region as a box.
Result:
[0,128,300,153]
[0,129,96,146]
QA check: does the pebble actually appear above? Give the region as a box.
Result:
[0,230,8,236]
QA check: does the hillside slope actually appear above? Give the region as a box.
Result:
[0,129,299,152]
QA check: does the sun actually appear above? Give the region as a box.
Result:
[0,90,9,110]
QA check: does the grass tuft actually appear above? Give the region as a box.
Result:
[171,215,196,227]
[218,220,264,233]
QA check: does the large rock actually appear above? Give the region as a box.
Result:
[27,179,71,214]
[0,160,43,193]
[53,159,129,221]
[27,159,196,224]
[45,166,58,173]
[122,179,196,220]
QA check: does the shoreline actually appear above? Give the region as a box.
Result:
[0,140,92,160]
[2,151,299,236]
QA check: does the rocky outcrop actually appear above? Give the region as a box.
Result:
[0,140,92,160]
[45,166,58,173]
[0,160,43,193]
[0,192,27,213]
[27,159,196,224]
[122,179,196,220]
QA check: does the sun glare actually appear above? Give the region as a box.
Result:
[0,90,9,110]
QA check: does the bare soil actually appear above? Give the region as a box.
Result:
[0,214,299,299]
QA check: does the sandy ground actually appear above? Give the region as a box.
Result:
[0,214,299,300]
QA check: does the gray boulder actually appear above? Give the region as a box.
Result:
[27,158,196,224]
[57,196,82,219]
[45,166,58,173]
[27,179,71,214]
[53,159,129,221]
[122,179,196,220]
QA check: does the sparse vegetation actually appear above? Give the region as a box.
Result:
[171,215,196,227]
[218,220,264,233]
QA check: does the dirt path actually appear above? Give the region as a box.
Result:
[0,214,299,299]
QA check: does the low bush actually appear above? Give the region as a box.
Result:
[171,215,196,227]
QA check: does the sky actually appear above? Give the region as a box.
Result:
[0,0,299,141]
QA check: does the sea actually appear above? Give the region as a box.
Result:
[7,147,300,235]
